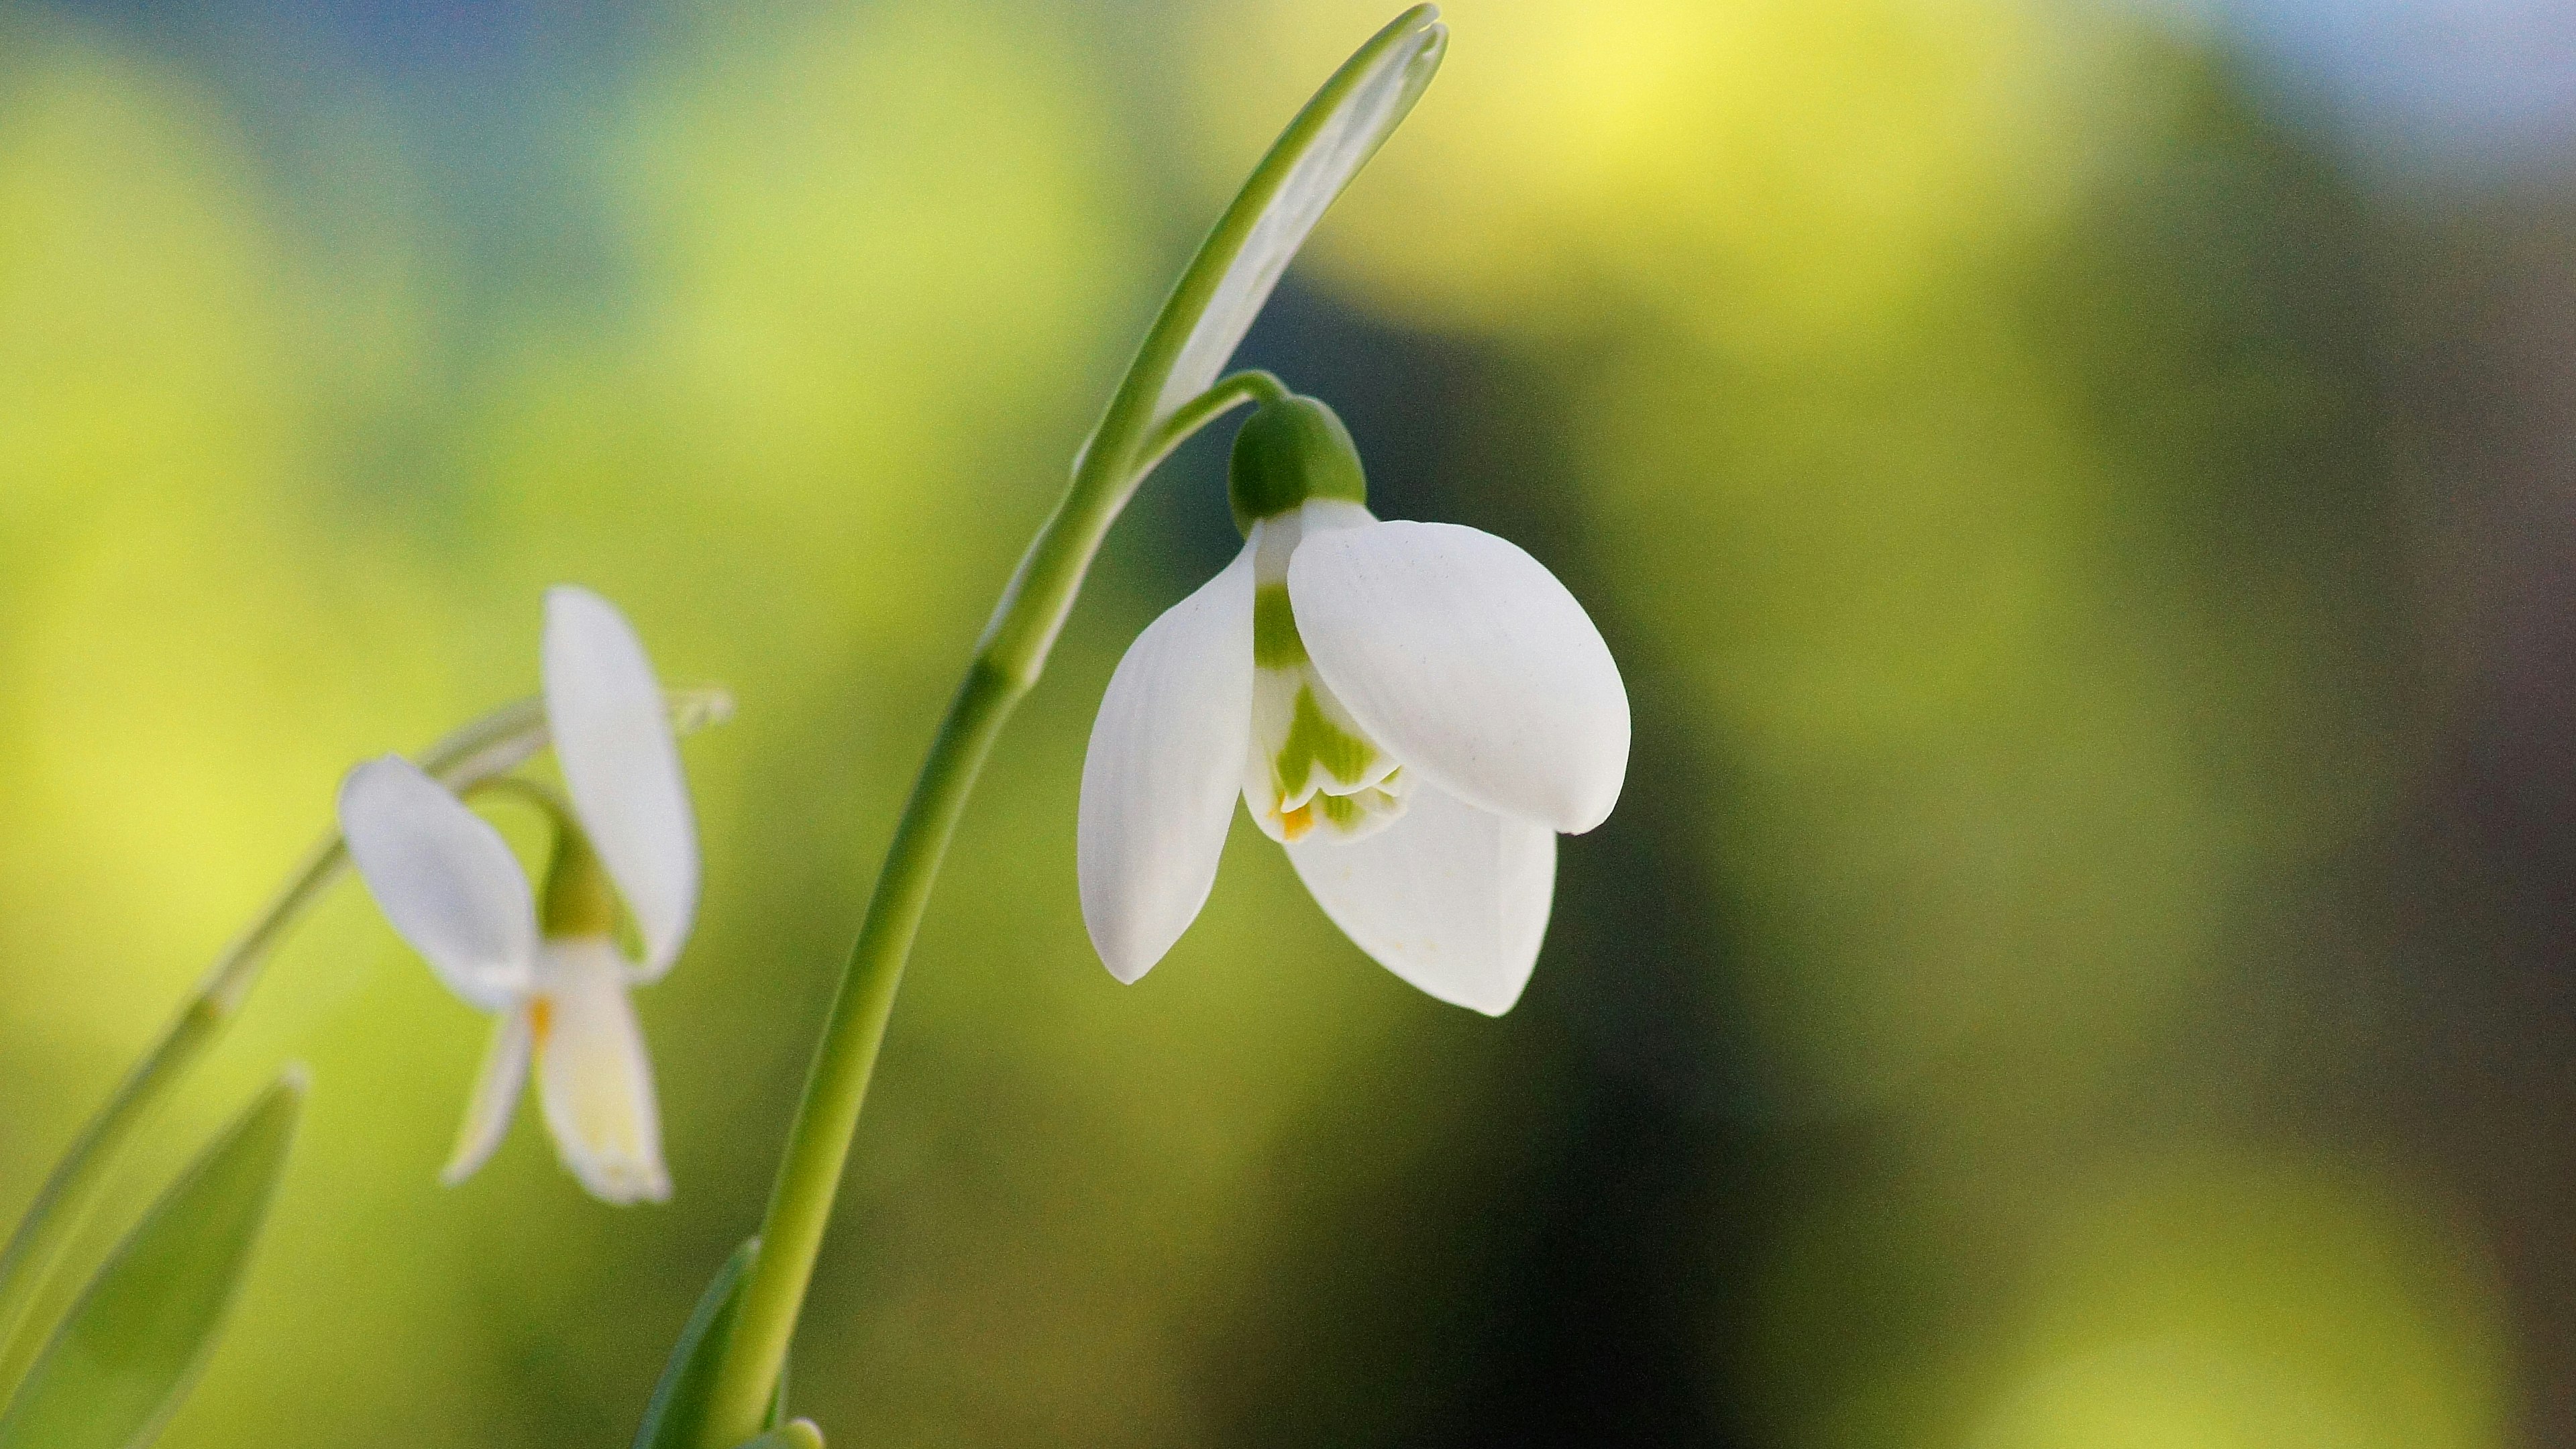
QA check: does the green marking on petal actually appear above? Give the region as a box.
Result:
[1314,792,1364,828]
[1275,684,1378,795]
[1252,584,1307,669]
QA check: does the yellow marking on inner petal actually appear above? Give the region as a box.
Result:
[1277,802,1316,841]
[529,996,554,1046]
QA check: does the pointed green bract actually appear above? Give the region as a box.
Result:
[1130,9,1447,437]
[977,5,1446,678]
[631,1238,765,1449]
[0,1072,304,1449]
[732,1421,823,1449]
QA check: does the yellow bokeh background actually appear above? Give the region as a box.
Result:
[0,1,2538,1444]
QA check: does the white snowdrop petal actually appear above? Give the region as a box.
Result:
[544,585,700,981]
[337,756,537,1012]
[441,1006,533,1186]
[531,941,670,1205]
[1285,783,1556,1016]
[1290,521,1629,834]
[1079,543,1258,983]
[1150,15,1446,425]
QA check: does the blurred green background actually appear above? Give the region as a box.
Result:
[2,0,2571,1444]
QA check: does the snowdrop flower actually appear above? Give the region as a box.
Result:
[337,586,699,1203]
[1079,395,1629,1015]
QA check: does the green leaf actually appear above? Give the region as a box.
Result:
[631,1238,764,1449]
[0,1070,305,1449]
[732,1421,822,1449]
[0,1000,229,1400]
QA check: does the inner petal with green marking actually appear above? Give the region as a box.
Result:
[1244,581,1410,845]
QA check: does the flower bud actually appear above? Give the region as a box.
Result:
[1228,395,1368,535]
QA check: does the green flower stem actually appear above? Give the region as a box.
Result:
[696,371,1279,1445]
[1146,369,1291,472]
[698,15,1446,1436]
[0,689,731,1397]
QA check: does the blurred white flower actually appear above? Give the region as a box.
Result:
[339,586,700,1204]
[1079,396,1629,1015]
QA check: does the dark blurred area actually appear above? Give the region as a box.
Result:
[1,1,2573,1445]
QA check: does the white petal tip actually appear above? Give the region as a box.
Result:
[1095,946,1159,987]
[337,754,414,810]
[1285,786,1554,1020]
[1562,791,1622,837]
[1379,959,1532,1018]
[1082,894,1191,986]
[559,1154,671,1206]
[543,582,610,617]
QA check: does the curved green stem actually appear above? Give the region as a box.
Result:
[0,688,731,1399]
[697,371,1276,1442]
[695,15,1447,1438]
[1145,368,1289,467]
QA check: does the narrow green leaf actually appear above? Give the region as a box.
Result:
[0,1071,305,1449]
[0,1001,227,1400]
[732,1421,822,1449]
[632,1238,764,1449]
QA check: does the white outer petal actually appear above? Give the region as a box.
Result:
[441,1006,533,1186]
[1285,783,1556,1016]
[1150,23,1444,425]
[337,756,537,1012]
[1289,521,1630,834]
[1079,542,1256,982]
[532,940,670,1205]
[544,585,700,981]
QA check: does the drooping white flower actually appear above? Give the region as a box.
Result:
[338,586,700,1203]
[1079,396,1628,1015]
